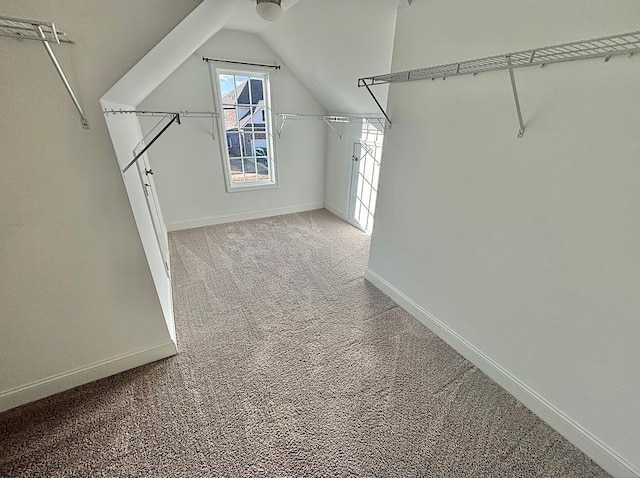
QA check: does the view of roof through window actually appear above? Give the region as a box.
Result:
[219,73,274,185]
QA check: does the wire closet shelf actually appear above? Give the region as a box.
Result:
[103,109,220,119]
[358,30,640,137]
[0,15,72,43]
[359,31,640,86]
[276,113,387,139]
[102,109,221,173]
[1,15,88,128]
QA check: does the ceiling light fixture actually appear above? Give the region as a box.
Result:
[256,0,282,22]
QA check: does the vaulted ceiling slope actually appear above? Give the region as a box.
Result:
[104,0,399,116]
[252,0,398,114]
[103,0,238,106]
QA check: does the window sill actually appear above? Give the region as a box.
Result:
[226,180,279,193]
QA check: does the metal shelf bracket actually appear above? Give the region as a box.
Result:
[103,109,221,173]
[102,109,220,174]
[122,113,181,173]
[104,108,220,144]
[506,55,526,138]
[277,115,289,138]
[323,118,343,140]
[1,16,89,129]
[359,79,392,129]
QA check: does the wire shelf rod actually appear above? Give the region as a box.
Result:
[357,30,640,137]
[278,113,384,118]
[1,15,88,128]
[103,109,219,119]
[359,30,640,86]
[276,113,387,138]
[104,109,220,142]
[0,15,71,43]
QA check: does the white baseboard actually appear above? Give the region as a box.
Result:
[324,203,367,232]
[324,203,347,221]
[0,341,178,413]
[166,201,325,232]
[364,268,639,478]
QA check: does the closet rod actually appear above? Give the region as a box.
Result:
[278,113,385,120]
[277,113,387,139]
[106,109,220,171]
[103,109,219,118]
[202,57,281,70]
[359,30,640,86]
[358,30,640,137]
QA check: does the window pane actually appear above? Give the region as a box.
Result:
[226,132,241,158]
[256,156,269,180]
[217,71,274,187]
[249,106,262,131]
[233,75,249,104]
[222,105,236,120]
[234,75,249,88]
[239,132,250,157]
[247,78,264,106]
[229,157,245,183]
[240,158,264,182]
[219,74,235,98]
[237,106,250,123]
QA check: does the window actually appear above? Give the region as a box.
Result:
[215,69,277,190]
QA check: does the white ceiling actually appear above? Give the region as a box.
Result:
[115,0,400,115]
[225,0,301,34]
[225,0,399,114]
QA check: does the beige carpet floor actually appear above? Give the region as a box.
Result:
[0,209,609,477]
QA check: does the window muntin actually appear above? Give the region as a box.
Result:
[217,70,276,189]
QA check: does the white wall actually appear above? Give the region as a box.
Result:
[260,0,397,114]
[0,0,201,411]
[102,101,175,344]
[260,0,398,223]
[367,1,640,476]
[138,30,327,230]
[101,0,236,107]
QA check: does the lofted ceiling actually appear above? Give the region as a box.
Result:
[225,0,301,34]
[223,0,400,114]
[106,0,401,116]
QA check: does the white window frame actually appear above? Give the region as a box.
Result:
[213,67,278,192]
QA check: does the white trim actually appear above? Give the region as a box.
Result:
[225,181,279,194]
[101,101,176,351]
[166,202,325,231]
[364,268,640,478]
[325,202,368,233]
[0,342,178,413]
[101,0,237,106]
[211,67,279,193]
[324,203,347,221]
